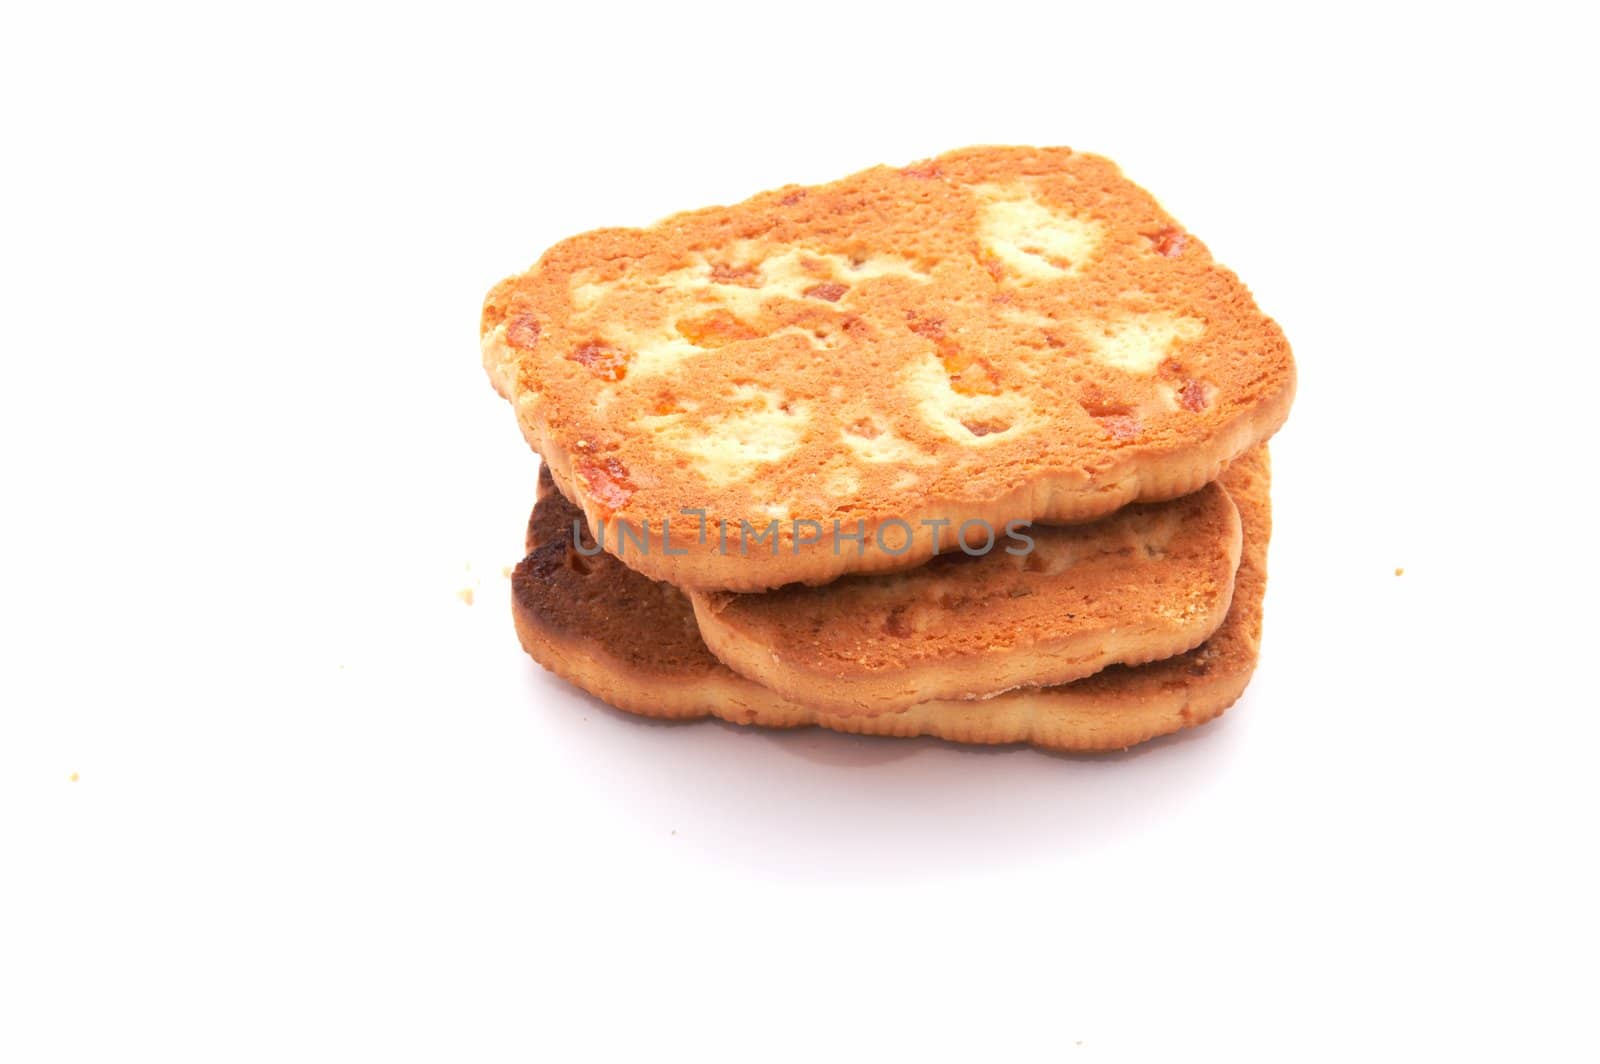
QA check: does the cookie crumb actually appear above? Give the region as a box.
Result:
[1394,567,1404,576]
[69,772,79,782]
[457,588,475,606]
[501,566,513,578]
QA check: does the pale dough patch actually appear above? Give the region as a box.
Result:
[639,385,810,486]
[1082,313,1206,374]
[841,420,937,466]
[570,243,930,378]
[974,182,1103,281]
[902,354,1040,445]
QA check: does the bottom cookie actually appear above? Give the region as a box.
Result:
[510,448,1271,753]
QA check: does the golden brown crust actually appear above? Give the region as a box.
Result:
[509,448,1272,753]
[688,482,1241,715]
[484,146,1294,591]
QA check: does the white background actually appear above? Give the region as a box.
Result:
[3,2,1596,1060]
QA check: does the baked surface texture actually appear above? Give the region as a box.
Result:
[483,145,1294,590]
[690,482,1242,715]
[509,447,1272,753]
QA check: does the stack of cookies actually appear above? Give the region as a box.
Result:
[481,146,1294,752]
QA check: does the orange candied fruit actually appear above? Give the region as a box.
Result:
[569,341,630,381]
[676,309,761,347]
[1144,228,1187,258]
[576,455,635,517]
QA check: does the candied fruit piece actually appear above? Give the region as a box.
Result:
[569,341,629,381]
[506,314,542,350]
[906,310,946,340]
[1144,227,1187,258]
[709,262,761,286]
[1095,414,1141,441]
[677,309,761,347]
[1179,378,1210,411]
[948,359,1001,396]
[961,416,1010,437]
[803,282,848,302]
[575,455,635,517]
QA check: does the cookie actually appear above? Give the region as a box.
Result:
[483,145,1294,590]
[689,482,1241,715]
[510,447,1272,752]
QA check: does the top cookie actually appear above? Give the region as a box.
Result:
[483,145,1294,590]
